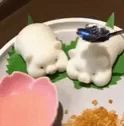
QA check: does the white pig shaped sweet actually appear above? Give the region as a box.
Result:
[67,25,124,86]
[15,23,68,77]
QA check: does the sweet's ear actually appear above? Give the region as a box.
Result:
[68,49,76,58]
[54,41,62,49]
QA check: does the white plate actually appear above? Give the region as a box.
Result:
[0,18,124,124]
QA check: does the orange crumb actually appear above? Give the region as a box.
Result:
[92,99,98,106]
[63,107,119,126]
[65,109,69,114]
[109,99,113,104]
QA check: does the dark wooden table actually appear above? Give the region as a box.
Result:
[0,0,124,49]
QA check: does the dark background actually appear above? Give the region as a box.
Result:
[0,0,124,48]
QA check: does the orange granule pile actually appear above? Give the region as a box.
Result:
[64,107,120,126]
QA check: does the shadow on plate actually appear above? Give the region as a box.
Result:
[53,102,64,126]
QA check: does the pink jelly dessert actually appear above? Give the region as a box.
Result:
[0,72,58,126]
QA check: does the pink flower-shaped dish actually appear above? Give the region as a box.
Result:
[0,72,58,126]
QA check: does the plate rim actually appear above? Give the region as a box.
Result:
[0,17,121,57]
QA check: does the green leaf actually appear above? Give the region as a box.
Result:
[113,53,124,74]
[73,80,85,89]
[62,37,79,57]
[6,47,27,74]
[106,12,115,29]
[28,15,34,25]
[48,72,67,83]
[108,53,124,86]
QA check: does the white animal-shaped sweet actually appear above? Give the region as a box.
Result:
[67,25,124,86]
[15,23,68,77]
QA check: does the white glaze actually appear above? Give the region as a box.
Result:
[67,29,124,86]
[14,23,68,77]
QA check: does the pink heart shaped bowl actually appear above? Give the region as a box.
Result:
[0,72,58,126]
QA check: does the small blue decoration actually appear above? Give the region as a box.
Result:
[77,25,110,42]
[77,24,124,43]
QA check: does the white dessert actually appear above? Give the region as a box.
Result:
[67,29,124,86]
[15,23,68,77]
